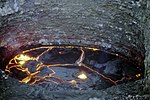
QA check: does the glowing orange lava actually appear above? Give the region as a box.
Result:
[5,46,138,86]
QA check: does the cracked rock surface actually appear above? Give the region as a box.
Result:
[0,0,150,100]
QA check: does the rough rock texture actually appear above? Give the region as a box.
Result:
[0,0,145,67]
[143,0,150,95]
[0,78,149,100]
[0,0,150,100]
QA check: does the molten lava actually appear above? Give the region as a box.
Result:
[5,46,143,89]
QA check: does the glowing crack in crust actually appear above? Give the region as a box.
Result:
[5,46,141,86]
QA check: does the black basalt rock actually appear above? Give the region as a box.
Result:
[0,0,148,99]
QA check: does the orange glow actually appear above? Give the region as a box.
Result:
[16,54,32,61]
[88,47,100,51]
[136,74,141,78]
[18,61,26,65]
[5,46,131,86]
[75,48,85,66]
[69,80,77,84]
[77,72,88,80]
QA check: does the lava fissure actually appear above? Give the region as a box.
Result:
[5,46,143,89]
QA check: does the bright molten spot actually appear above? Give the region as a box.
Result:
[77,72,88,80]
[18,61,26,65]
[69,80,77,84]
[16,54,31,61]
[136,74,141,78]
